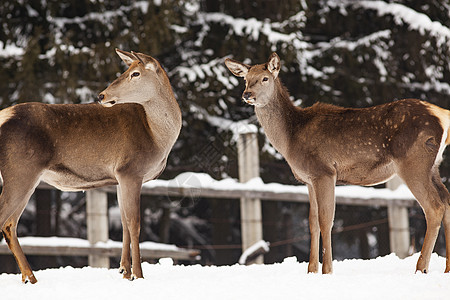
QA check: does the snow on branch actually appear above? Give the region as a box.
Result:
[188,103,257,141]
[0,41,25,58]
[354,1,450,46]
[299,29,392,80]
[197,11,308,49]
[317,29,392,52]
[406,81,450,96]
[48,1,150,48]
[49,1,150,29]
[174,57,238,89]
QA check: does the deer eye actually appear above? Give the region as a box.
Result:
[262,77,269,82]
[131,72,140,78]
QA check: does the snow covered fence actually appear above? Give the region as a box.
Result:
[0,237,200,261]
[238,240,270,265]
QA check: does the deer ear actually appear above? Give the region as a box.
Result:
[115,49,136,66]
[267,52,280,79]
[132,51,158,72]
[225,58,250,77]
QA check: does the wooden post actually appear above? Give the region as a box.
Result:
[237,131,263,264]
[86,189,109,268]
[159,205,171,244]
[35,189,52,237]
[386,176,410,258]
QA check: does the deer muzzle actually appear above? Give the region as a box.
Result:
[242,92,256,105]
[98,92,117,107]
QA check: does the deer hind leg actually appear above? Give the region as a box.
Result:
[0,174,41,283]
[399,166,446,274]
[443,206,450,273]
[117,176,143,280]
[307,184,320,273]
[310,175,336,274]
[431,170,450,273]
[2,216,36,284]
[117,185,132,279]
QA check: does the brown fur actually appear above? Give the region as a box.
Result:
[225,53,450,274]
[0,49,182,283]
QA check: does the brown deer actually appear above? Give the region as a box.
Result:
[0,49,182,283]
[225,53,450,274]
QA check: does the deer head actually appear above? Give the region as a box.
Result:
[98,49,168,107]
[225,53,281,107]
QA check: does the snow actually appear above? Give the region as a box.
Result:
[75,86,95,103]
[234,122,258,135]
[0,41,25,57]
[187,104,256,141]
[408,81,450,95]
[0,236,181,252]
[50,1,150,28]
[175,56,238,91]
[238,240,270,265]
[1,253,449,299]
[355,1,450,46]
[311,29,392,80]
[198,11,307,49]
[143,172,415,201]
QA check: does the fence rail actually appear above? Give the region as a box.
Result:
[0,237,200,261]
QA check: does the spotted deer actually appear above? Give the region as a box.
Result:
[0,49,182,283]
[225,53,450,274]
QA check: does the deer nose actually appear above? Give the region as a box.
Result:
[243,92,252,100]
[98,93,105,102]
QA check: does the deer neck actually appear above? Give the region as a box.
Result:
[141,91,182,152]
[254,81,298,156]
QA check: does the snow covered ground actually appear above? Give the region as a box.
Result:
[1,253,449,300]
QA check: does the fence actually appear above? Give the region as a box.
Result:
[0,131,416,267]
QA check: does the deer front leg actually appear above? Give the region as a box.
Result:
[117,185,132,279]
[119,223,132,278]
[2,221,37,284]
[117,176,144,280]
[311,175,336,274]
[0,175,40,283]
[307,184,320,273]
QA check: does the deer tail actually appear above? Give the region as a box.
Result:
[446,109,450,145]
[426,102,450,146]
[0,107,15,128]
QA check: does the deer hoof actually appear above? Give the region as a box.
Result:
[416,260,428,274]
[307,263,319,274]
[119,266,133,279]
[415,256,429,274]
[120,268,132,280]
[130,273,144,281]
[22,274,37,284]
